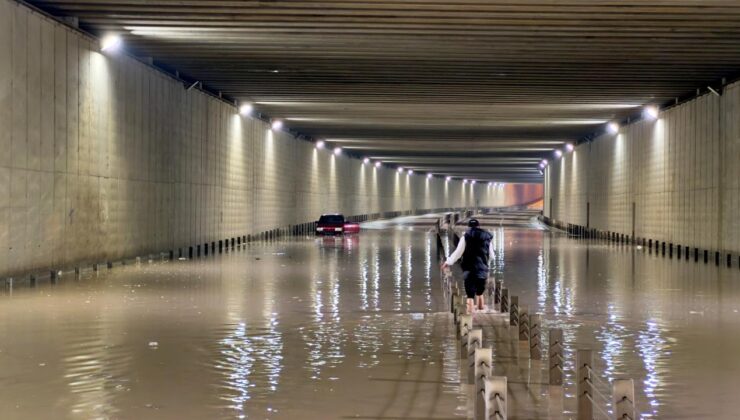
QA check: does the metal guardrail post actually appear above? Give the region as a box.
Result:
[474,347,493,420]
[519,305,530,341]
[483,377,508,420]
[509,296,519,327]
[501,288,509,313]
[576,349,595,420]
[529,314,542,359]
[549,328,564,385]
[467,329,483,384]
[459,314,473,359]
[613,379,636,420]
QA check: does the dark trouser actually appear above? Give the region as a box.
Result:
[463,271,487,299]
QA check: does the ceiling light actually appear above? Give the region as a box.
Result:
[363,157,370,164]
[565,143,574,152]
[488,182,492,186]
[101,35,122,52]
[375,161,381,168]
[407,169,413,175]
[427,173,433,179]
[239,103,253,116]
[644,106,659,120]
[333,147,341,155]
[542,159,548,166]
[446,176,451,182]
[463,179,468,184]
[398,167,403,173]
[554,149,563,158]
[271,120,283,131]
[607,122,619,134]
[471,180,476,185]
[316,140,324,149]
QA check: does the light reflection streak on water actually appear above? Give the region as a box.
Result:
[597,305,626,381]
[496,227,505,269]
[217,316,283,415]
[372,242,380,311]
[537,249,547,311]
[302,269,347,380]
[636,319,668,418]
[425,235,432,309]
[405,243,413,308]
[360,249,369,312]
[394,240,402,311]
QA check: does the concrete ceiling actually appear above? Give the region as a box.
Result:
[28,0,740,183]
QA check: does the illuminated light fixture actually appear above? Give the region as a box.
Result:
[363,157,370,164]
[488,182,492,186]
[375,161,381,168]
[607,122,619,134]
[542,159,548,166]
[565,143,574,152]
[471,180,476,185]
[101,34,122,52]
[463,179,468,184]
[398,167,404,173]
[446,176,451,182]
[333,147,341,156]
[427,173,433,179]
[407,169,413,175]
[239,103,253,116]
[315,140,325,149]
[554,149,563,158]
[644,106,659,120]
[271,120,283,131]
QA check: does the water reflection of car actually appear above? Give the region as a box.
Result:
[315,214,361,235]
[317,234,359,250]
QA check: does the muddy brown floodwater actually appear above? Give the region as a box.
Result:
[1,216,740,419]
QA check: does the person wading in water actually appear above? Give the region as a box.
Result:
[441,218,494,313]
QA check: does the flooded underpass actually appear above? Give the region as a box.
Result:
[2,215,740,419]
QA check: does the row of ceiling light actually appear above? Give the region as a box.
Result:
[240,103,505,186]
[539,106,660,173]
[103,35,507,186]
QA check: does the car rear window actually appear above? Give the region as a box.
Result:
[319,215,344,223]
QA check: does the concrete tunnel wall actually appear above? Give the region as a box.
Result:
[0,0,543,278]
[544,79,740,255]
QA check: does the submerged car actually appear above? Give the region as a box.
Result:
[316,214,361,235]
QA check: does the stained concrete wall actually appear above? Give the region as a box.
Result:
[0,0,542,278]
[545,80,740,255]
